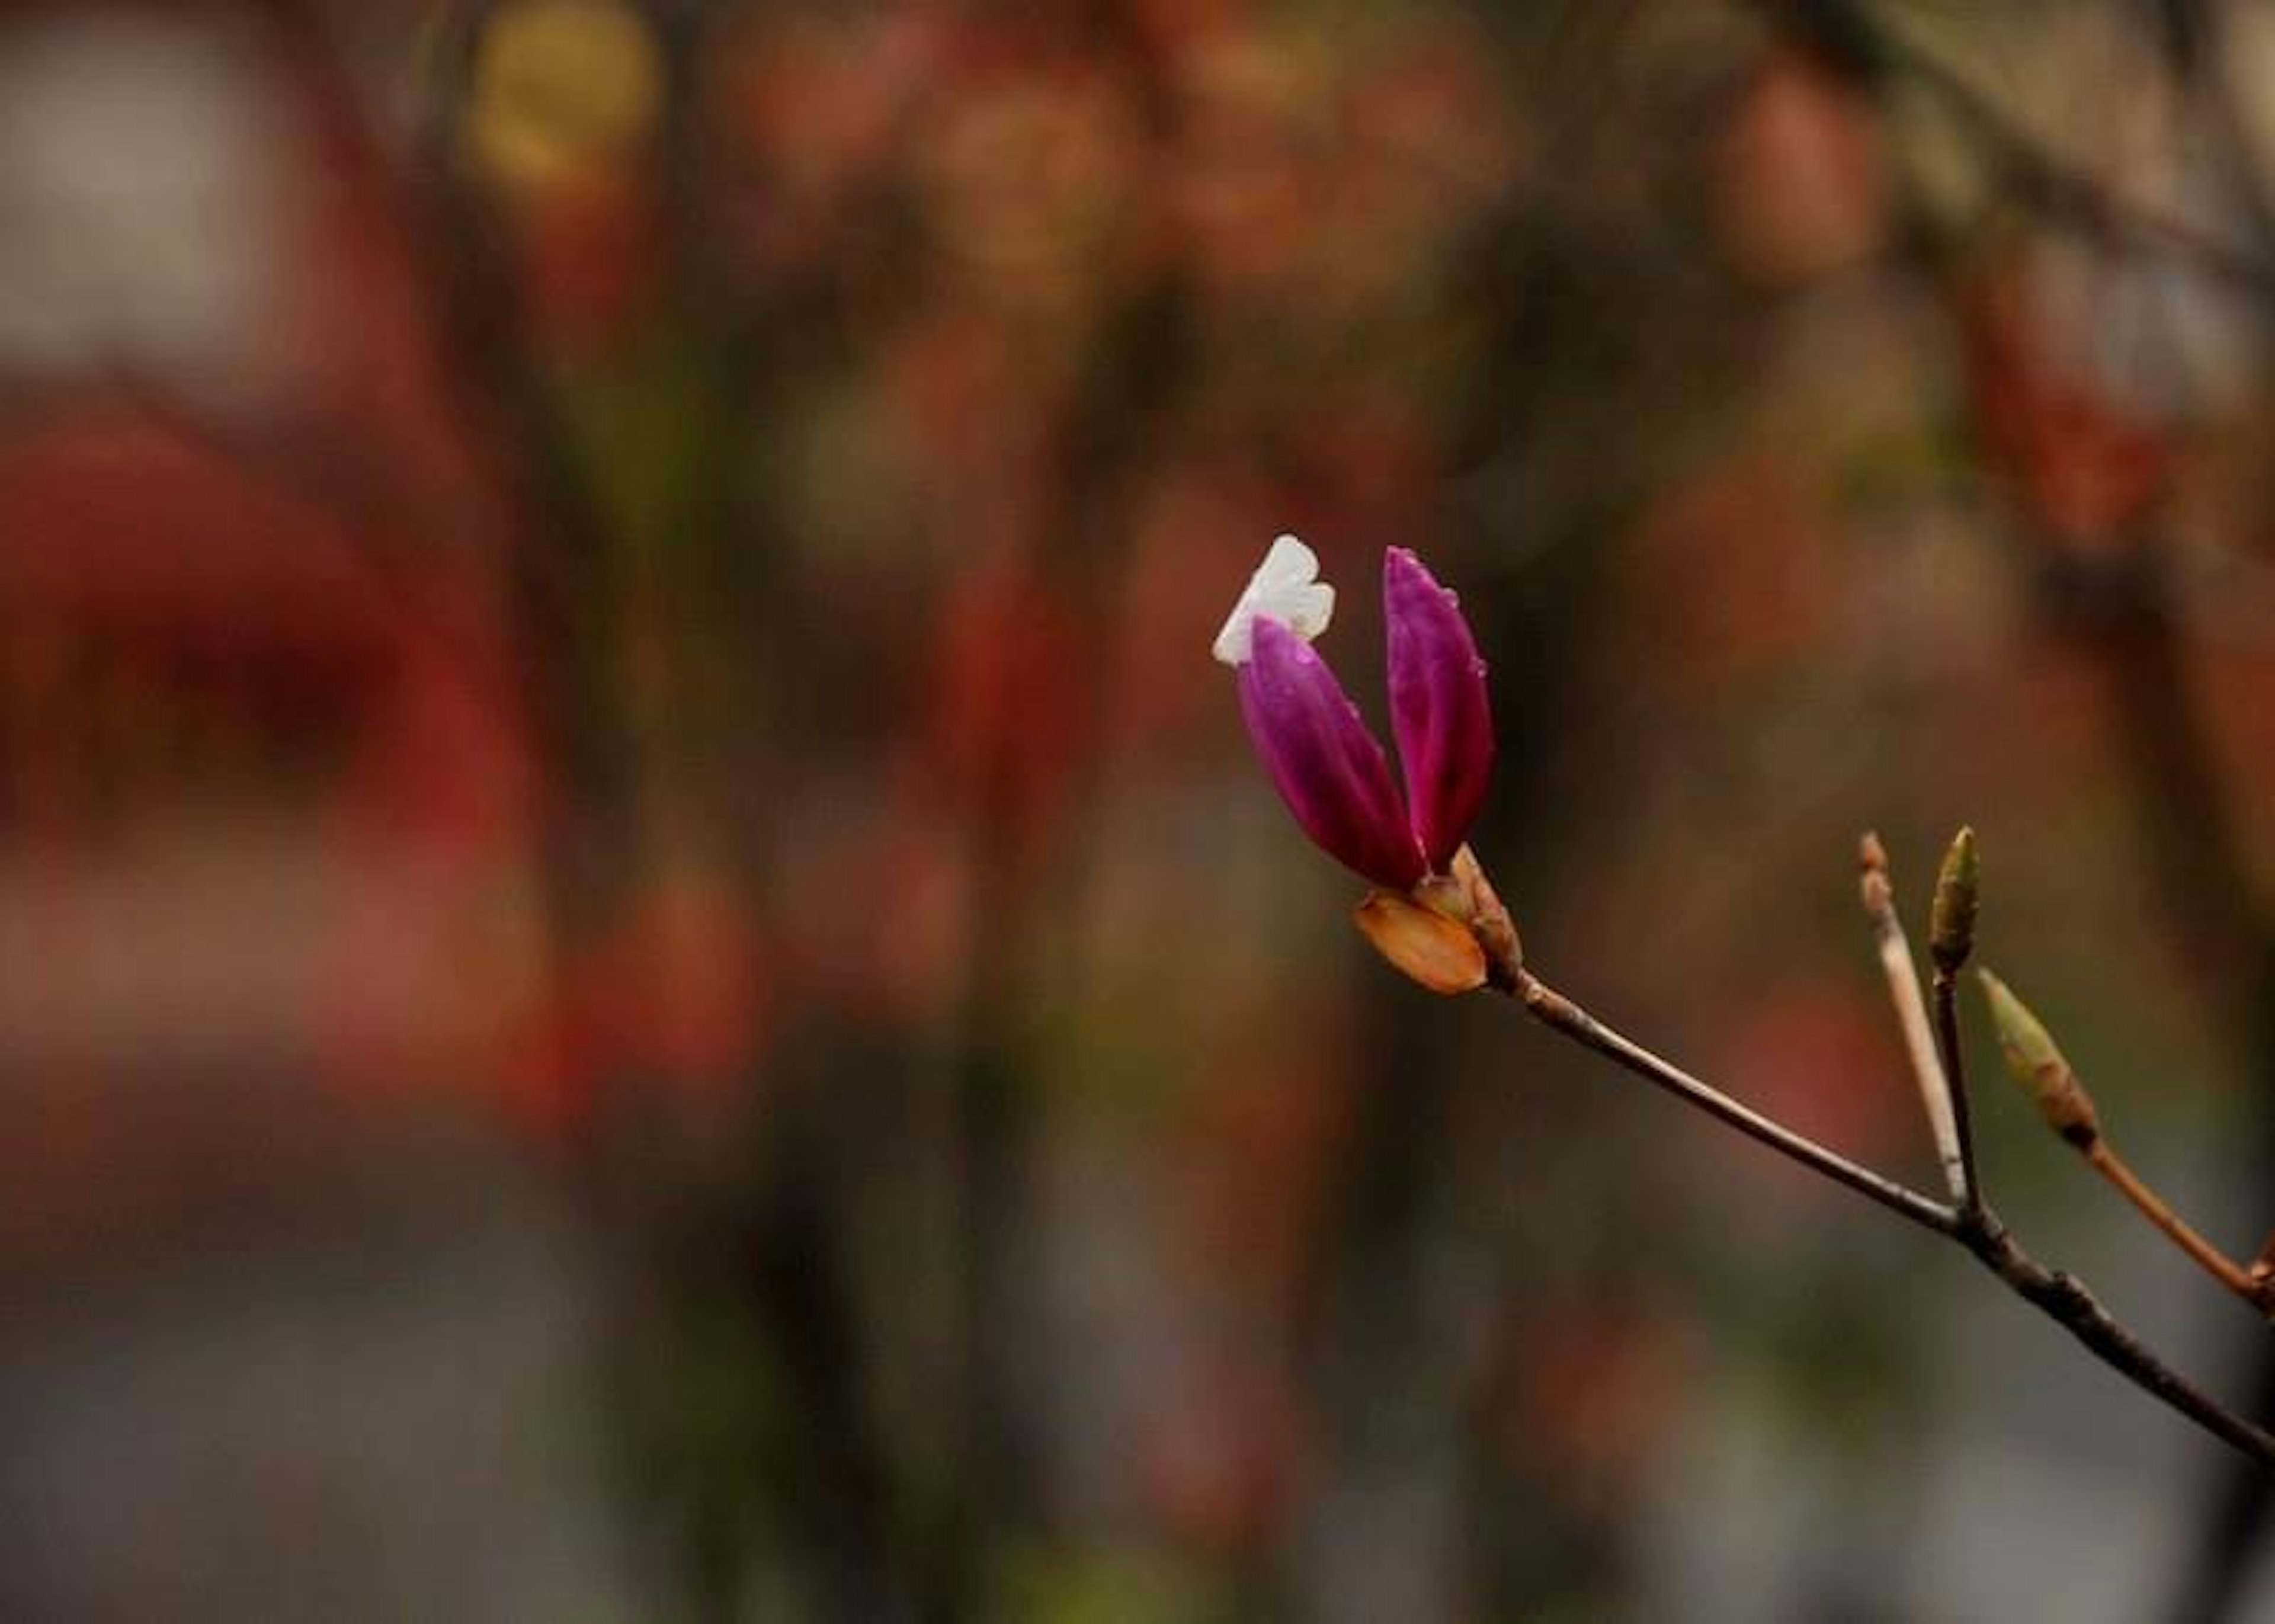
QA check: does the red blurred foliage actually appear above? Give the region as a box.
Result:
[1113,457,1294,758]
[0,413,396,740]
[1959,259,2176,549]
[706,11,930,281]
[1620,453,1844,687]
[1500,1300,1687,1480]
[0,13,580,1189]
[776,782,975,1023]
[0,408,538,861]
[1703,976,1927,1174]
[925,563,1088,864]
[1712,50,1891,289]
[1174,1047,1357,1311]
[2190,636,2275,891]
[1970,629,2137,822]
[1164,27,1333,308]
[507,177,671,361]
[572,863,770,1095]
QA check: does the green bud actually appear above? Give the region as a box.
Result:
[1930,827,1979,972]
[1979,968,2098,1146]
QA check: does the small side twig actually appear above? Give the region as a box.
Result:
[1983,968,2274,1317]
[2085,1139,2267,1309]
[1860,834,1973,1206]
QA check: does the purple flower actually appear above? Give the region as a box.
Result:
[1216,537,1494,889]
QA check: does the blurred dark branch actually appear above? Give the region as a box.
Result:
[2077,566,2268,1004]
[222,0,624,811]
[2151,0,2275,283]
[1759,0,2275,297]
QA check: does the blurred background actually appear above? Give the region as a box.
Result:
[7,1,2275,1619]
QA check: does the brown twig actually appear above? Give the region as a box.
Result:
[1507,970,1957,1235]
[1983,968,2275,1317]
[2085,1139,2270,1311]
[1496,962,2275,1468]
[1949,1204,2275,1467]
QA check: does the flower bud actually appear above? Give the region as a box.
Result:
[1238,618,1425,891]
[1980,968,2100,1147]
[1930,827,1979,973]
[1384,549,1493,873]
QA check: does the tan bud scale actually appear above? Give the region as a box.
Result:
[1353,891,1487,995]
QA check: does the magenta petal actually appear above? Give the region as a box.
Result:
[1384,549,1493,872]
[1238,618,1425,891]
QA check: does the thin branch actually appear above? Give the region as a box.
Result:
[2085,1138,2270,1310]
[1499,968,2275,1468]
[1897,39,2275,295]
[1930,968,1980,1211]
[1860,835,1972,1205]
[1508,970,1957,1236]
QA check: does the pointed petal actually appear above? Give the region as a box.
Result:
[1213,534,1335,666]
[1384,549,1493,871]
[1238,617,1424,890]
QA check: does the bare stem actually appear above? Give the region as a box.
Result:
[2086,1139,2270,1310]
[1861,836,1973,1206]
[1930,968,1982,1215]
[1508,969,1957,1237]
[1500,969,2275,1469]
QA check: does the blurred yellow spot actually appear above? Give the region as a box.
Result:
[464,0,661,194]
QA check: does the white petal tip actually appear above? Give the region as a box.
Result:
[1213,533,1336,666]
